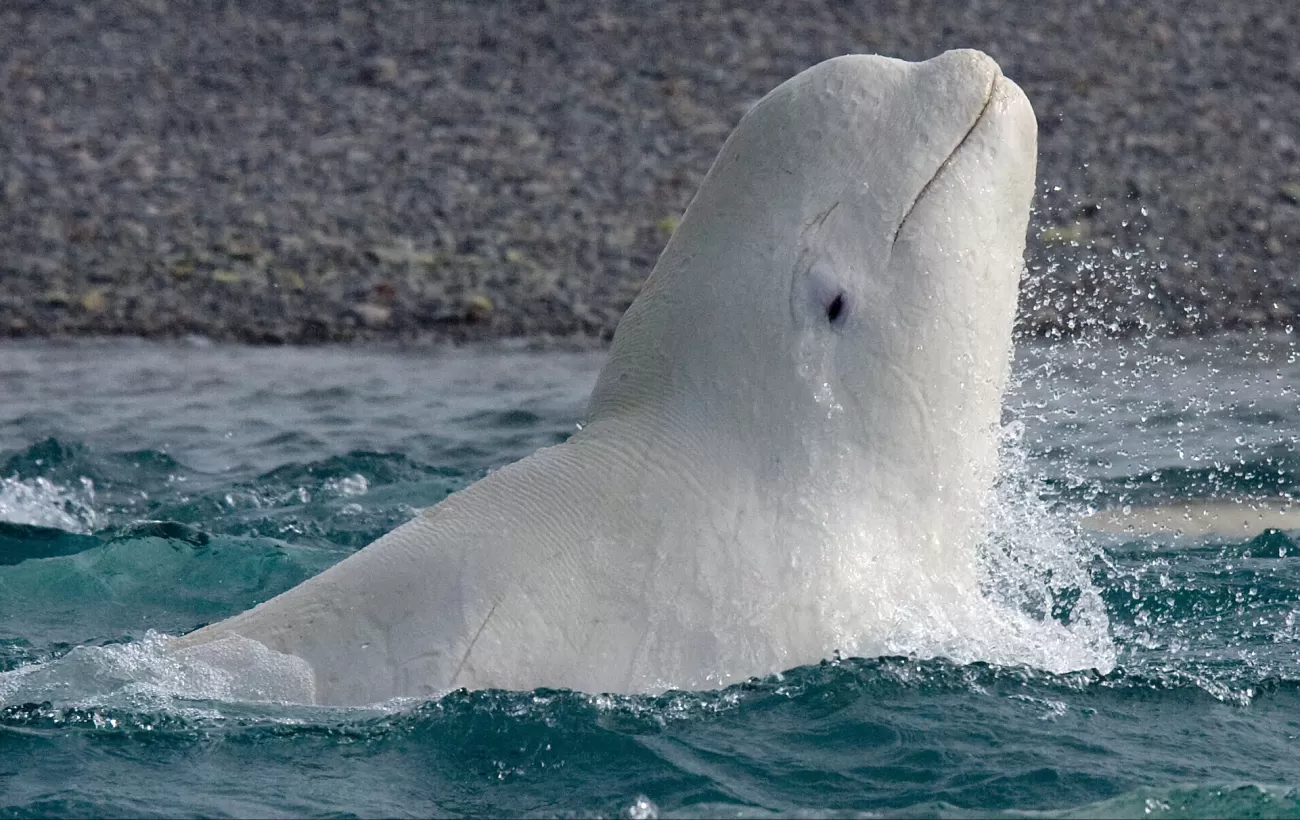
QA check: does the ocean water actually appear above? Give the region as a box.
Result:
[1,335,1299,818]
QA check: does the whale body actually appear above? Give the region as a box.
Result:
[173,49,1039,705]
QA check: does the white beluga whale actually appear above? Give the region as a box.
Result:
[172,49,1040,705]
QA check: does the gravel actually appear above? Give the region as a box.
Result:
[1,0,1297,344]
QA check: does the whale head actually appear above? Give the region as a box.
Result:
[588,50,1037,583]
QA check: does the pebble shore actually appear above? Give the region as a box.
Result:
[1,0,1297,344]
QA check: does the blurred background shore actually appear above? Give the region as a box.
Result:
[1,0,1297,345]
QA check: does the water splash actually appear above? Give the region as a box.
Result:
[793,411,1115,675]
[974,418,1116,672]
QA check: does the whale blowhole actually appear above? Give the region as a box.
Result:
[825,292,847,325]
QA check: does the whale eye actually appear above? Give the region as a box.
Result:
[794,260,851,331]
[826,292,847,325]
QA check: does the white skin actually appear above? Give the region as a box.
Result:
[172,50,1038,706]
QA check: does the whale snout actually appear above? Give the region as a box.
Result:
[917,47,1002,91]
[892,51,1035,241]
[909,48,1035,167]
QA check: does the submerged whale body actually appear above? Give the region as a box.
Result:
[173,49,1040,705]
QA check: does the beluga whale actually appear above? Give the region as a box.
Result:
[172,49,1040,705]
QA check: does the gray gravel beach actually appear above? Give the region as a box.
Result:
[1,0,1297,344]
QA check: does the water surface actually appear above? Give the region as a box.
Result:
[2,336,1299,818]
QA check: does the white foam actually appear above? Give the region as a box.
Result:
[0,475,98,533]
[323,473,369,497]
[0,631,316,709]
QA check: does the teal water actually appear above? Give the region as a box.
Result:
[2,336,1299,818]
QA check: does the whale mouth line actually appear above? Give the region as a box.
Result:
[890,73,1000,245]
